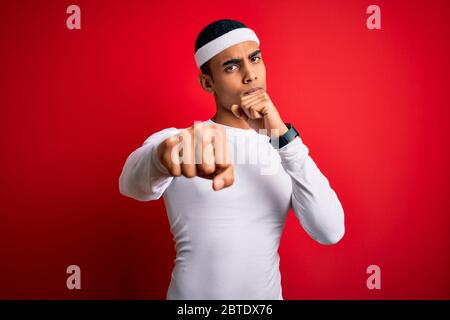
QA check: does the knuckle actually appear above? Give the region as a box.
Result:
[200,165,215,175]
[168,165,181,177]
[182,168,196,178]
[160,157,170,169]
[183,173,195,178]
[228,173,235,185]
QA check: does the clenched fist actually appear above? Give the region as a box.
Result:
[230,88,289,137]
[157,123,234,191]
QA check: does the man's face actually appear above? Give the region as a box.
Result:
[205,41,266,111]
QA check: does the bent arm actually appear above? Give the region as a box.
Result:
[119,127,180,201]
[277,136,345,245]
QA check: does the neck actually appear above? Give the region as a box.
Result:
[211,106,251,130]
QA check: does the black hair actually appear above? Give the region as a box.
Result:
[195,19,248,77]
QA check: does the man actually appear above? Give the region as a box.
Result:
[119,19,345,300]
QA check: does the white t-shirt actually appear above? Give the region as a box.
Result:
[119,118,345,299]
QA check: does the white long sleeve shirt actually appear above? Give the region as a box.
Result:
[119,118,345,300]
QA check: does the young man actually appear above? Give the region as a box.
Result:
[119,19,345,300]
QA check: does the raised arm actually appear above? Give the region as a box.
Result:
[119,123,235,201]
[119,127,180,201]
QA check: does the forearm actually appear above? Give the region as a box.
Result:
[119,127,180,201]
[278,136,345,244]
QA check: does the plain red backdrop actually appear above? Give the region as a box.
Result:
[0,0,449,299]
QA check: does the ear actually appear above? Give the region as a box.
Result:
[197,73,214,94]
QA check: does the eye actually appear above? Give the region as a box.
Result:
[225,65,238,72]
[251,56,261,62]
[224,56,261,72]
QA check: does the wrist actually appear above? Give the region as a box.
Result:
[269,123,299,149]
[264,111,288,137]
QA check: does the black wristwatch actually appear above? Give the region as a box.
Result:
[269,123,299,149]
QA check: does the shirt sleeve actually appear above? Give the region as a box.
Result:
[119,127,181,202]
[277,135,345,244]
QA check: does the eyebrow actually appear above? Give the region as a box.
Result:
[221,49,261,68]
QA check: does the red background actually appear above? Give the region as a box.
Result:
[1,0,449,299]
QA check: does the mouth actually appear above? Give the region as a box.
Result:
[243,87,262,96]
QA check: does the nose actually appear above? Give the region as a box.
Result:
[242,62,257,84]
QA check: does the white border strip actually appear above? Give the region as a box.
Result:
[194,28,260,69]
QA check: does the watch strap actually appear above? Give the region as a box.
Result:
[269,123,299,149]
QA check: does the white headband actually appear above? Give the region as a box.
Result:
[194,27,260,69]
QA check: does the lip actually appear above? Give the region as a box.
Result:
[243,87,262,96]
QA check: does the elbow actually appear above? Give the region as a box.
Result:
[313,204,346,245]
[316,224,345,245]
[118,172,161,202]
[118,173,132,198]
[118,176,147,202]
[118,172,141,201]
[317,199,346,245]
